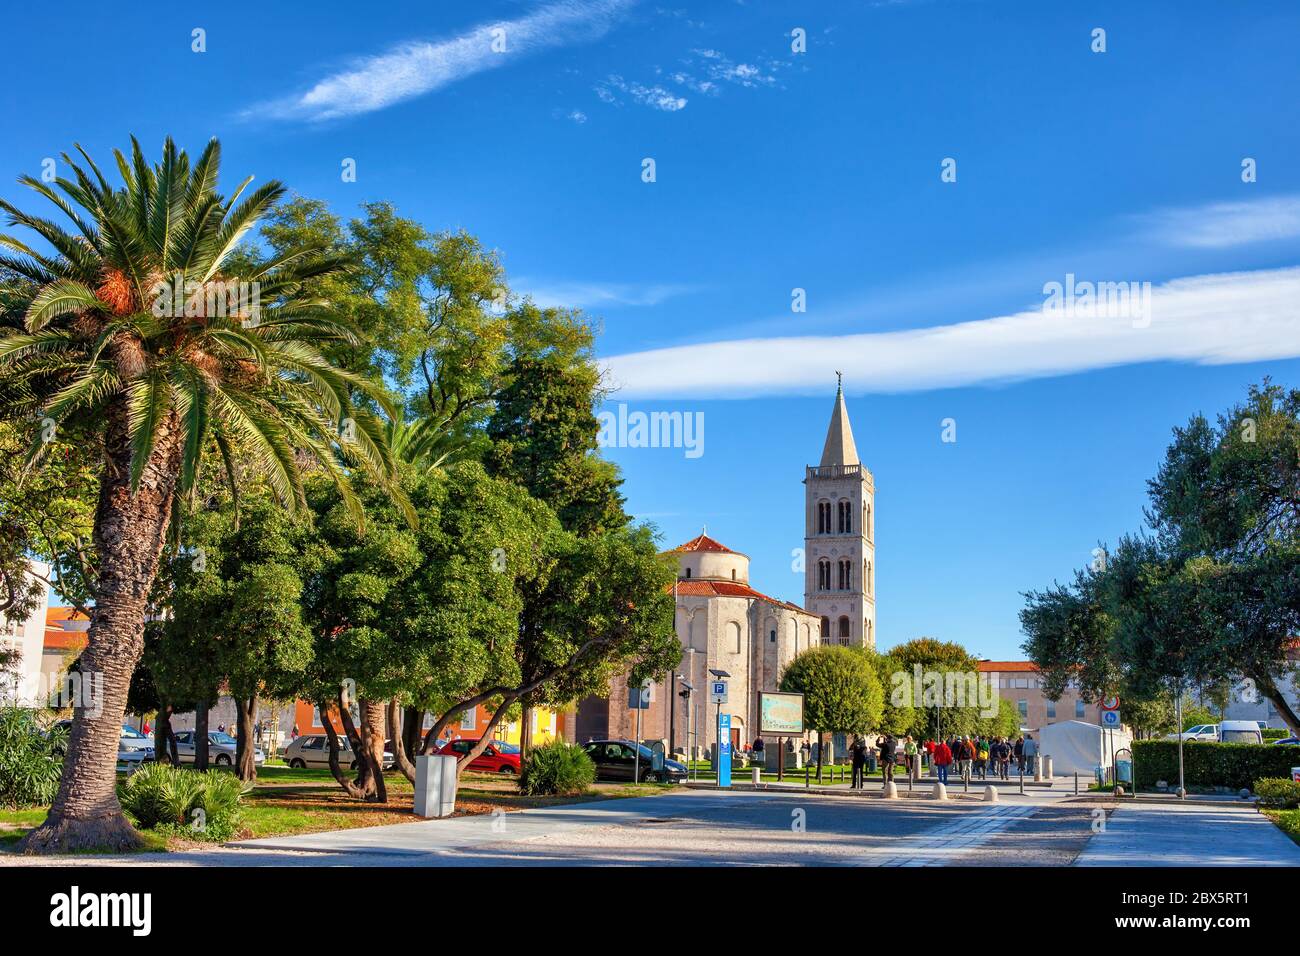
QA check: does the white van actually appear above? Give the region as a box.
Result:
[1218,720,1264,744]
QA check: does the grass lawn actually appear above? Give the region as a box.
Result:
[1263,809,1300,846]
[0,766,673,852]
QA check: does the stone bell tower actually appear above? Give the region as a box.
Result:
[803,376,875,648]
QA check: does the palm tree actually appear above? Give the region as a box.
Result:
[0,137,401,852]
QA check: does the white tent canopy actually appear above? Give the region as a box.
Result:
[1036,720,1131,776]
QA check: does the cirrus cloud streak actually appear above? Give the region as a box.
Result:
[601,266,1300,398]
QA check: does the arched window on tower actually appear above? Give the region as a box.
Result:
[817,501,832,534]
[837,558,851,590]
[819,616,830,642]
[838,616,851,645]
[838,500,852,534]
[865,502,872,539]
[866,619,873,645]
[867,560,873,595]
[817,559,831,591]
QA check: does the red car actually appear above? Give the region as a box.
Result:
[436,738,522,774]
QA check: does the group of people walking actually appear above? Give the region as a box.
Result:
[928,734,1035,784]
[846,732,1037,787]
[848,733,920,788]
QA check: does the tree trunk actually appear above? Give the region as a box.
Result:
[194,699,210,771]
[519,699,534,758]
[389,698,418,784]
[335,696,376,798]
[319,704,369,800]
[402,705,423,765]
[18,403,182,854]
[154,705,176,765]
[358,698,388,803]
[235,693,258,782]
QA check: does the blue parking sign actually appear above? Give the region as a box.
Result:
[718,713,732,788]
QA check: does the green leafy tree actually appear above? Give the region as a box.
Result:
[1022,382,1300,736]
[0,137,400,853]
[780,645,883,779]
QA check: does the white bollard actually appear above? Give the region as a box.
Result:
[1043,755,1053,780]
[983,785,998,802]
[752,767,761,785]
[883,781,898,799]
[932,782,948,801]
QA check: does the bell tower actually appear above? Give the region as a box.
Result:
[804,375,875,648]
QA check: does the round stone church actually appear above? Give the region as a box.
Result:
[574,384,876,755]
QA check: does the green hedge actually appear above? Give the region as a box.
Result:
[1263,728,1290,741]
[1133,740,1300,790]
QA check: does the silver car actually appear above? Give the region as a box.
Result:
[49,720,154,772]
[282,733,394,770]
[173,730,265,767]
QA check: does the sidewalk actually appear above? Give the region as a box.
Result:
[1075,801,1300,867]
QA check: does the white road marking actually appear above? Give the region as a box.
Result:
[859,804,1040,866]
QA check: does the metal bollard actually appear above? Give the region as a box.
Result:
[1074,772,1079,795]
[1019,764,1024,794]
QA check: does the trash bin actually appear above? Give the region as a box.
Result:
[1116,759,1132,784]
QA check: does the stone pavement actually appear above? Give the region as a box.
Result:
[1075,800,1300,867]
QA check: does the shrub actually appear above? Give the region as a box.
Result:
[118,763,249,841]
[518,740,596,796]
[1254,777,1300,810]
[0,707,64,808]
[1133,740,1300,791]
[1262,728,1290,742]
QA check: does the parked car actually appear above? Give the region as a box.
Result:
[171,730,264,767]
[49,719,155,771]
[1271,737,1300,746]
[1168,724,1218,742]
[435,738,522,774]
[581,739,687,783]
[1217,720,1264,744]
[282,733,394,770]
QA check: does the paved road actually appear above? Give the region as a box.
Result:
[3,787,1295,867]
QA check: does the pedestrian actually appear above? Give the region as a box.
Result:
[903,735,917,778]
[1014,735,1025,775]
[290,723,300,740]
[933,738,952,784]
[878,734,897,785]
[753,735,765,767]
[1024,733,1038,774]
[976,739,989,779]
[998,737,1012,780]
[850,735,866,789]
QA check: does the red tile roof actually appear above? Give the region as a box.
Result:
[672,534,736,554]
[43,607,89,653]
[672,578,808,614]
[977,661,1040,673]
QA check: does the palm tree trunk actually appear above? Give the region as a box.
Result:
[19,402,182,854]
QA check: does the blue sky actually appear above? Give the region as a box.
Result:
[3,1,1299,658]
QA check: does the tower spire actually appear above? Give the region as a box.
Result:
[819,377,859,468]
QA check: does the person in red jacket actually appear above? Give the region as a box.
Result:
[933,740,953,784]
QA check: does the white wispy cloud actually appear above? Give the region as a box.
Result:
[1140,195,1300,249]
[247,0,637,122]
[519,278,695,309]
[594,74,688,111]
[601,266,1300,398]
